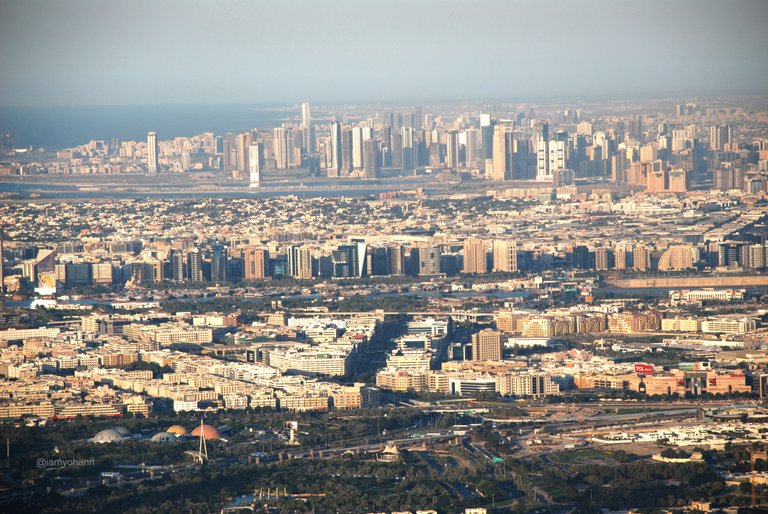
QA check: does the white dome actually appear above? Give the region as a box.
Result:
[93,428,125,443]
[150,432,178,444]
[110,426,131,437]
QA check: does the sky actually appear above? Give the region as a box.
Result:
[0,0,767,107]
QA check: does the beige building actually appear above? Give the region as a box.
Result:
[492,240,518,272]
[472,329,502,361]
[462,238,487,273]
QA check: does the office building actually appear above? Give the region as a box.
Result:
[710,124,732,151]
[170,250,185,282]
[489,124,512,181]
[387,245,405,276]
[445,130,459,169]
[211,245,228,283]
[147,131,158,173]
[352,127,363,169]
[187,250,203,282]
[301,102,311,128]
[594,248,610,271]
[273,127,289,170]
[248,143,262,187]
[462,239,487,273]
[401,127,415,172]
[492,240,518,272]
[235,132,251,179]
[464,128,481,169]
[244,247,268,280]
[287,245,313,279]
[362,139,380,178]
[330,122,343,173]
[415,244,441,276]
[332,243,367,278]
[300,102,313,153]
[472,329,502,361]
[535,123,550,181]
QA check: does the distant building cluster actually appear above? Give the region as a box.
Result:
[3,101,768,199]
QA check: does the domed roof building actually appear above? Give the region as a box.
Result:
[166,425,188,436]
[110,426,131,437]
[151,432,178,444]
[92,428,126,444]
[190,424,221,440]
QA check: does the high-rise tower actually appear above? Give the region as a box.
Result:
[248,143,262,187]
[147,131,158,173]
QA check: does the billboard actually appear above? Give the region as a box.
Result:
[634,363,655,374]
[678,361,710,371]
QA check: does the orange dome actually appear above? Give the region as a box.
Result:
[166,425,188,435]
[190,424,221,440]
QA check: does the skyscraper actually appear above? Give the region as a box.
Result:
[248,143,262,187]
[401,127,415,172]
[489,125,512,181]
[464,128,481,169]
[387,245,404,276]
[415,243,441,276]
[243,247,268,280]
[211,244,228,283]
[329,122,343,174]
[390,132,403,169]
[341,127,353,174]
[536,123,550,181]
[594,248,610,271]
[301,102,313,154]
[187,250,203,282]
[472,329,502,361]
[332,243,367,278]
[549,131,567,178]
[352,127,363,169]
[492,240,518,272]
[362,139,380,178]
[301,102,311,129]
[462,239,487,273]
[235,132,252,179]
[287,245,313,279]
[147,131,158,173]
[445,130,460,169]
[273,127,289,170]
[170,250,185,282]
[710,124,732,151]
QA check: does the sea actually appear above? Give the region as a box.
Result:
[0,104,294,150]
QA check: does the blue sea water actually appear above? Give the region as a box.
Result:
[0,104,293,149]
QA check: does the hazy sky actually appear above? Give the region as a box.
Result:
[1,0,767,107]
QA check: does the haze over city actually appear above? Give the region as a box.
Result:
[1,0,767,107]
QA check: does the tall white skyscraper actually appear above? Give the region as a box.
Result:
[147,131,158,173]
[248,143,262,187]
[330,122,342,172]
[300,102,313,153]
[352,127,363,169]
[301,102,311,128]
[548,134,566,179]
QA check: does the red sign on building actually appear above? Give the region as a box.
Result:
[634,363,655,374]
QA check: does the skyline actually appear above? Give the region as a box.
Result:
[0,0,767,107]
